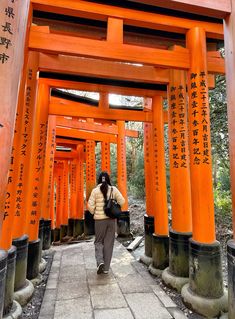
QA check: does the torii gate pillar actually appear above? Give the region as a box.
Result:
[181,27,227,318]
[74,144,85,238]
[140,122,154,266]
[117,121,130,237]
[0,1,30,317]
[149,96,169,276]
[85,139,96,235]
[162,68,192,292]
[224,5,235,318]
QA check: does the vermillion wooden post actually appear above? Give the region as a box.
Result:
[74,144,85,237]
[41,115,56,249]
[55,162,64,242]
[53,164,60,242]
[0,95,23,315]
[85,140,96,200]
[0,97,24,251]
[224,6,235,318]
[162,68,192,291]
[0,0,30,229]
[50,173,55,241]
[99,94,111,174]
[10,52,39,302]
[181,27,227,317]
[85,139,96,235]
[25,82,49,280]
[68,160,77,237]
[0,1,30,315]
[117,120,130,237]
[11,54,38,239]
[60,161,69,241]
[149,95,169,276]
[141,122,155,265]
[101,141,111,174]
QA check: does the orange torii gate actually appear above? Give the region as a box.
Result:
[1,0,235,318]
[29,10,227,319]
[43,109,140,241]
[56,108,138,240]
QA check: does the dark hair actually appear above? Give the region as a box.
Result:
[98,171,111,200]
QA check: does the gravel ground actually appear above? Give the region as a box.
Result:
[22,197,231,319]
[126,197,231,319]
[22,251,54,319]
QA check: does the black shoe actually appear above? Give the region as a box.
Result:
[97,263,105,274]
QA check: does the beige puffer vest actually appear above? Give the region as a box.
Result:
[87,184,125,220]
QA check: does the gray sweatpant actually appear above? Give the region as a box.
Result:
[94,219,115,271]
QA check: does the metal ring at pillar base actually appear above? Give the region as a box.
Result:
[68,218,74,237]
[73,219,84,237]
[12,235,28,292]
[227,239,235,318]
[27,239,40,280]
[152,234,169,271]
[43,219,51,250]
[0,250,8,317]
[169,230,192,278]
[144,214,154,257]
[188,238,224,298]
[38,219,44,261]
[117,211,130,237]
[3,246,17,316]
[60,225,68,241]
[84,210,95,235]
[53,228,60,242]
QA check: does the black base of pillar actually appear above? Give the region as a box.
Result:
[84,210,95,235]
[0,250,7,317]
[38,219,44,260]
[60,225,68,241]
[3,245,17,316]
[53,228,60,242]
[12,235,28,292]
[169,230,192,277]
[43,219,51,250]
[144,214,154,257]
[188,239,223,298]
[73,219,84,237]
[152,234,169,270]
[181,239,227,317]
[68,219,74,237]
[117,211,130,237]
[227,240,235,318]
[27,239,40,280]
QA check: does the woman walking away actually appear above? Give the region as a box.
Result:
[88,171,125,274]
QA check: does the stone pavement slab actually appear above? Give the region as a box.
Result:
[125,292,172,319]
[39,239,187,319]
[94,308,134,319]
[54,297,93,319]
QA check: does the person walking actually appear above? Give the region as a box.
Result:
[88,171,125,274]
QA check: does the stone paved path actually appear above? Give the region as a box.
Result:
[38,240,187,319]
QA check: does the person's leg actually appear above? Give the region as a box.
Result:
[94,220,107,268]
[103,219,115,272]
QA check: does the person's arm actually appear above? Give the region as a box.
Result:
[87,189,96,214]
[113,187,125,207]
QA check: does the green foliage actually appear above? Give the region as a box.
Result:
[214,166,232,216]
[214,190,232,216]
[126,122,145,198]
[210,75,229,168]
[209,74,232,217]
